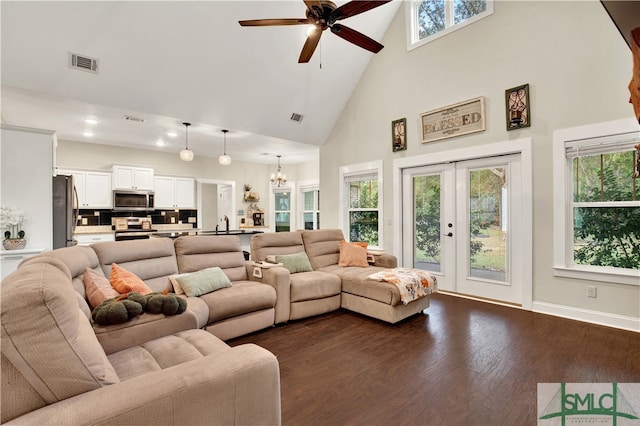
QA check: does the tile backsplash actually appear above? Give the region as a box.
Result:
[77,209,197,228]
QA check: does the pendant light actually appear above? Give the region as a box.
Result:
[270,155,287,187]
[218,129,232,166]
[179,122,194,161]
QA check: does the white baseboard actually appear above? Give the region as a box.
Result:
[532,301,640,332]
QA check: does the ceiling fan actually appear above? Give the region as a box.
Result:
[239,0,392,63]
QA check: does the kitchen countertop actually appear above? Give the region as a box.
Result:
[75,225,200,235]
[152,230,264,239]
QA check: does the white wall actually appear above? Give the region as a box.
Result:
[320,1,639,323]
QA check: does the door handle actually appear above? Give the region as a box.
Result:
[443,232,453,237]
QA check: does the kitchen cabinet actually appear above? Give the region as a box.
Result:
[112,166,154,190]
[59,169,112,208]
[154,176,195,209]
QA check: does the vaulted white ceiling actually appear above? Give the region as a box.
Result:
[1,1,401,164]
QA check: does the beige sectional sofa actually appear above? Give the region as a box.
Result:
[251,229,432,324]
[1,235,281,425]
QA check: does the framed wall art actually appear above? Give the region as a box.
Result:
[505,84,531,130]
[419,97,485,143]
[391,118,407,152]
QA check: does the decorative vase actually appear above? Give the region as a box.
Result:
[3,238,26,250]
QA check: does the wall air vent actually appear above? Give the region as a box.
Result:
[68,52,99,74]
[123,115,145,123]
[290,112,304,123]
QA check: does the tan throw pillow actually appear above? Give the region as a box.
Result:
[169,273,189,295]
[83,267,119,308]
[109,263,153,295]
[339,242,369,267]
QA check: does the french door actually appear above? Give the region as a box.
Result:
[402,154,524,305]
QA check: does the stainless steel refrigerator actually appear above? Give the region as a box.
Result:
[52,175,78,248]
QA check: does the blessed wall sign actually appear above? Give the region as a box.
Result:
[419,97,486,143]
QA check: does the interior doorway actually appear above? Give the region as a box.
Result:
[197,179,236,232]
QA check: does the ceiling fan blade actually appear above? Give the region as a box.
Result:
[330,23,384,53]
[331,1,392,21]
[239,18,311,27]
[298,28,323,63]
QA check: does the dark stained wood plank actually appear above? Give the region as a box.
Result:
[230,293,640,425]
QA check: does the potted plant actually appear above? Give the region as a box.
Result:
[1,206,26,250]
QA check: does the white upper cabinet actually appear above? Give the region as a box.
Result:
[154,176,195,209]
[59,169,112,209]
[112,165,154,190]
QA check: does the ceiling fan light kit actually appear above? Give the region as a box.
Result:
[218,129,232,166]
[180,122,194,162]
[239,0,391,63]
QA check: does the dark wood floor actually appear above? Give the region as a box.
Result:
[230,293,640,426]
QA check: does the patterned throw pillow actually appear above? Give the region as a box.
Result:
[83,267,120,308]
[109,263,153,295]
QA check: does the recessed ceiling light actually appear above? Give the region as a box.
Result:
[85,118,98,125]
[83,131,94,137]
[167,131,178,138]
[156,139,165,146]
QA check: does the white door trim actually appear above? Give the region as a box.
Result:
[196,178,236,230]
[392,138,533,310]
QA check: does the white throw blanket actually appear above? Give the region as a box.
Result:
[367,268,438,305]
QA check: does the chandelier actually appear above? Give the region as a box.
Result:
[270,155,287,187]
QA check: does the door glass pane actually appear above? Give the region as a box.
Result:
[468,167,507,282]
[414,175,441,272]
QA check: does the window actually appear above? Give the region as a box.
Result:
[301,187,320,230]
[553,119,640,285]
[406,0,493,50]
[340,161,383,248]
[274,189,291,232]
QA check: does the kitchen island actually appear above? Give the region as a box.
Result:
[150,229,264,258]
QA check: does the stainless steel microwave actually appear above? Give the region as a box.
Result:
[113,190,155,211]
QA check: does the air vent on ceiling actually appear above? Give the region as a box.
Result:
[68,52,99,74]
[123,115,145,123]
[290,112,304,123]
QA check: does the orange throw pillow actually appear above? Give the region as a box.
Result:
[339,242,369,267]
[109,263,153,295]
[83,267,120,308]
[341,240,368,249]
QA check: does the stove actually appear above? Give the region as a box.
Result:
[113,216,157,241]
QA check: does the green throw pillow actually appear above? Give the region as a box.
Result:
[175,267,232,297]
[275,252,313,274]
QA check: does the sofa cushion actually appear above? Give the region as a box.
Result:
[107,329,229,381]
[174,235,248,282]
[275,252,313,274]
[338,242,369,267]
[175,267,232,297]
[250,231,305,261]
[110,263,153,295]
[198,281,276,323]
[290,271,342,303]
[83,267,120,308]
[1,263,119,407]
[301,229,345,270]
[319,264,403,305]
[92,238,179,293]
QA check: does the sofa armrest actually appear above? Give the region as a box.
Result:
[373,254,397,268]
[5,344,281,426]
[247,263,291,324]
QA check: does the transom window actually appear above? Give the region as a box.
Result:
[406,0,493,50]
[553,119,640,285]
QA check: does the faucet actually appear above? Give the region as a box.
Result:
[224,215,229,233]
